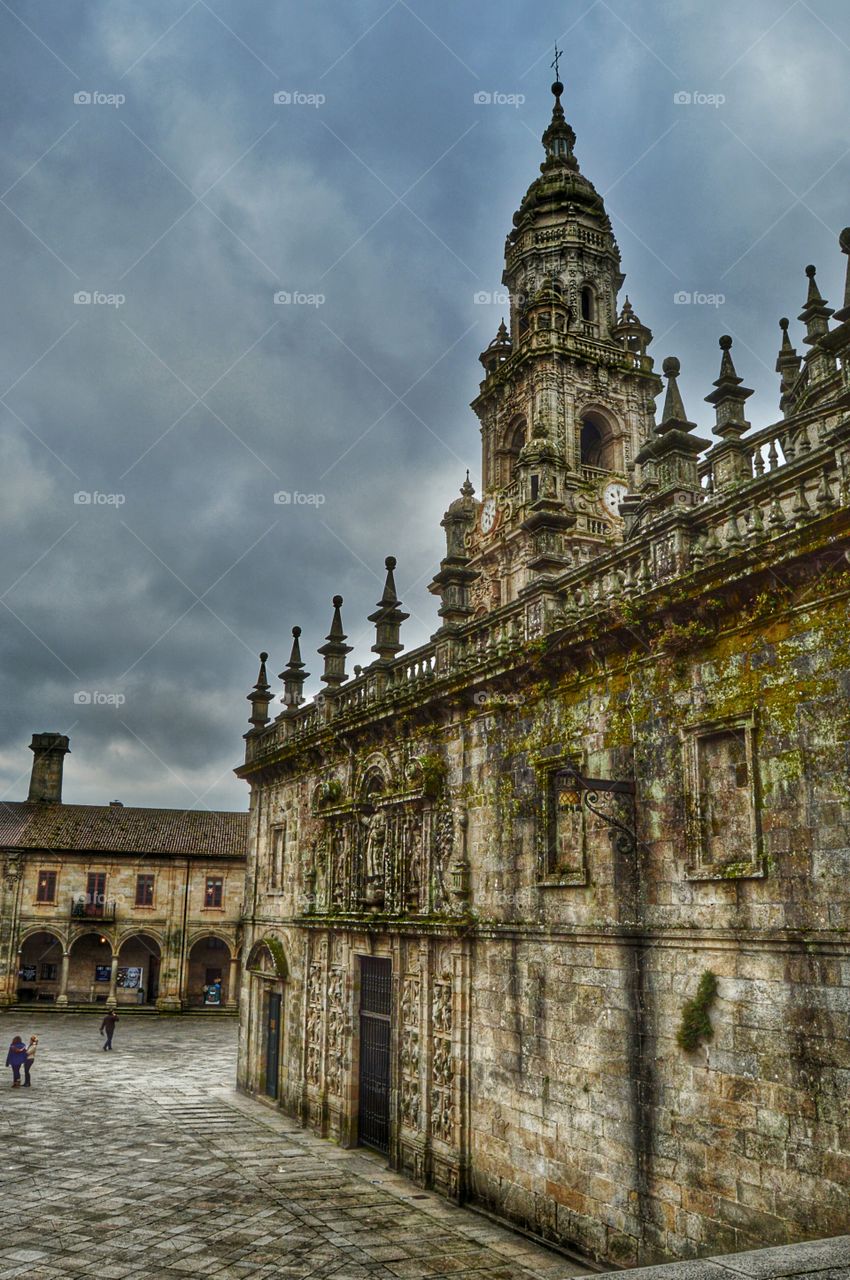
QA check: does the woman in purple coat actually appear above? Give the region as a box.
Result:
[6,1036,28,1087]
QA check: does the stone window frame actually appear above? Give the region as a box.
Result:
[35,867,58,904]
[203,876,224,909]
[269,820,287,894]
[682,711,765,881]
[535,752,589,888]
[134,872,155,908]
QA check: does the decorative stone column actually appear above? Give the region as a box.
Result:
[106,953,119,1008]
[56,950,71,1006]
[227,954,239,1008]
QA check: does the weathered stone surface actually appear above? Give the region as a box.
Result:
[234,86,850,1273]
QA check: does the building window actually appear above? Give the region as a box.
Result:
[205,877,224,909]
[683,715,763,880]
[536,760,590,886]
[581,286,594,322]
[40,963,58,981]
[270,823,286,890]
[36,870,57,903]
[135,874,155,907]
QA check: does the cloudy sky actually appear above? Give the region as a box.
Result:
[0,0,848,811]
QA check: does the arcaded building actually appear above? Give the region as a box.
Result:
[234,82,850,1267]
[0,733,247,1009]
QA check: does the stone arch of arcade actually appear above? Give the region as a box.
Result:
[186,931,240,1008]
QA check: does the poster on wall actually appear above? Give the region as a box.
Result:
[117,966,143,989]
[94,965,111,983]
[19,965,37,981]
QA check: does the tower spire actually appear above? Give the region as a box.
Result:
[318,596,352,688]
[541,52,578,172]
[246,652,273,731]
[368,557,409,663]
[280,627,309,711]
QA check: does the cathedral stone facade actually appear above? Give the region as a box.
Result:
[235,82,850,1268]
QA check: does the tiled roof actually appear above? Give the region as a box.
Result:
[0,802,248,859]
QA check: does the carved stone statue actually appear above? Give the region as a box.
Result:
[363,810,386,907]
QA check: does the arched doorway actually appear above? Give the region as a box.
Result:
[17,930,63,1003]
[117,933,161,1005]
[246,938,288,1100]
[67,931,114,1003]
[187,935,233,1007]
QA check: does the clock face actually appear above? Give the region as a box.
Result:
[602,481,628,518]
[480,496,498,535]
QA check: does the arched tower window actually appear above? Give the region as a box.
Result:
[581,287,594,322]
[503,419,526,485]
[580,413,618,471]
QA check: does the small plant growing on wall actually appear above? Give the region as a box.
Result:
[319,778,343,807]
[677,970,718,1052]
[419,753,448,798]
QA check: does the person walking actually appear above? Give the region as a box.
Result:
[100,1010,118,1051]
[23,1035,38,1087]
[6,1036,28,1087]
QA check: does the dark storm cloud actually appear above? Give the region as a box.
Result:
[1,0,848,808]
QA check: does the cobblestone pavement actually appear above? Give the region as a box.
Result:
[0,1015,591,1280]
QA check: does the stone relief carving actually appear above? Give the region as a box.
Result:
[400,973,422,1131]
[305,950,324,1088]
[326,965,345,1097]
[431,972,455,1144]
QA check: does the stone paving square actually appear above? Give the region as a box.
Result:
[0,1015,590,1280]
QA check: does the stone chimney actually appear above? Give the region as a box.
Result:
[27,733,70,803]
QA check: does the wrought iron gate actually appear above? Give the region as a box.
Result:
[358,957,392,1152]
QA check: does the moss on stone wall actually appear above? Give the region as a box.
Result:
[677,970,718,1052]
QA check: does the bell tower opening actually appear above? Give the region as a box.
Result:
[580,413,617,471]
[504,419,526,485]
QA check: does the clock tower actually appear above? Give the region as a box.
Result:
[433,74,662,617]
